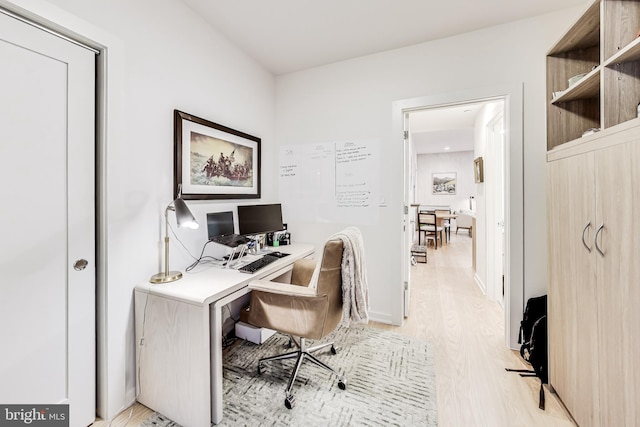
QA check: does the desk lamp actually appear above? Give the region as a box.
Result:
[150,188,199,284]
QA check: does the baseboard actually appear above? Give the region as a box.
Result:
[106,392,138,423]
[474,273,486,295]
[368,310,398,325]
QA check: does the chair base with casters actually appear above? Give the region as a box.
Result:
[257,336,346,409]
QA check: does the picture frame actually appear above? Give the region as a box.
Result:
[174,110,261,200]
[474,157,484,183]
[432,172,456,195]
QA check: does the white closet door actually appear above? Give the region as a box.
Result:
[0,11,95,427]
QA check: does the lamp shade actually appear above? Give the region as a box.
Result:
[173,197,199,229]
[149,196,199,283]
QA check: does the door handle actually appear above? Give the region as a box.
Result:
[74,259,88,271]
[594,224,605,257]
[581,222,592,253]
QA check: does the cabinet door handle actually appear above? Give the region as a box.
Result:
[595,223,605,257]
[581,222,592,253]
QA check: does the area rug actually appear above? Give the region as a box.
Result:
[140,325,437,426]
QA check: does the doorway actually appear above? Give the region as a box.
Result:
[407,101,505,304]
[395,85,524,349]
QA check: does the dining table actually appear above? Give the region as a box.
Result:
[435,212,457,244]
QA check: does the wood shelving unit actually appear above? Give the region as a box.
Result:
[547,0,640,150]
[546,3,640,425]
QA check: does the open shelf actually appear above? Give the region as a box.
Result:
[548,0,600,55]
[604,36,640,66]
[551,66,601,104]
[547,0,640,150]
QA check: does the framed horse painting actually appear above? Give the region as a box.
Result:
[174,110,261,200]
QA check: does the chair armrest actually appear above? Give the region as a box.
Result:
[249,280,317,296]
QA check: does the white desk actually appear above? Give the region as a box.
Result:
[134,243,314,426]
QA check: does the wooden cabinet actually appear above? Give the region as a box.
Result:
[547,121,640,426]
[548,4,640,423]
[547,152,598,426]
[593,141,640,426]
[547,0,640,150]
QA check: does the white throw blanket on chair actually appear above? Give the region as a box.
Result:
[309,227,369,325]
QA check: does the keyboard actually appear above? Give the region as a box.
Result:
[238,255,279,274]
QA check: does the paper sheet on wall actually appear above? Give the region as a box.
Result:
[279,140,380,225]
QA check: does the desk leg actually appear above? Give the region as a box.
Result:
[135,291,211,427]
[211,303,223,425]
[211,287,252,425]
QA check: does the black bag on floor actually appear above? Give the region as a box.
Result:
[518,294,547,348]
[507,295,548,410]
[527,315,548,384]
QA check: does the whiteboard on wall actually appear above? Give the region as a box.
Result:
[279,140,380,225]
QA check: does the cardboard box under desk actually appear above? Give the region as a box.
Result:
[235,321,276,344]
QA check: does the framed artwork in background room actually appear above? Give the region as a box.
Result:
[474,157,484,183]
[432,172,456,195]
[174,110,261,200]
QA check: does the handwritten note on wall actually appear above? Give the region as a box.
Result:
[335,141,373,208]
[279,140,380,224]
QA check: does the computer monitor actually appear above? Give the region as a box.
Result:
[237,203,284,235]
[206,211,235,240]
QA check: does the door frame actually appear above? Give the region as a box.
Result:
[402,112,413,317]
[393,84,524,349]
[0,0,126,419]
[486,107,506,305]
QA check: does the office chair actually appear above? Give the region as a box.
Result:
[247,239,346,409]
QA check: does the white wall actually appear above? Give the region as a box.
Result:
[276,7,581,330]
[3,0,276,419]
[416,151,475,212]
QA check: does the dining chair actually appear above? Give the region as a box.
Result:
[418,211,443,249]
[435,209,452,243]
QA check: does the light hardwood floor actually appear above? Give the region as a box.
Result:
[93,233,575,426]
[372,232,574,427]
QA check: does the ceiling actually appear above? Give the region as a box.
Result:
[409,101,500,154]
[180,0,585,75]
[178,0,582,154]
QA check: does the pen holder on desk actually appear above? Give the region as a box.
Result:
[251,234,266,253]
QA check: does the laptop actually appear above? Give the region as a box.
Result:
[206,211,250,247]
